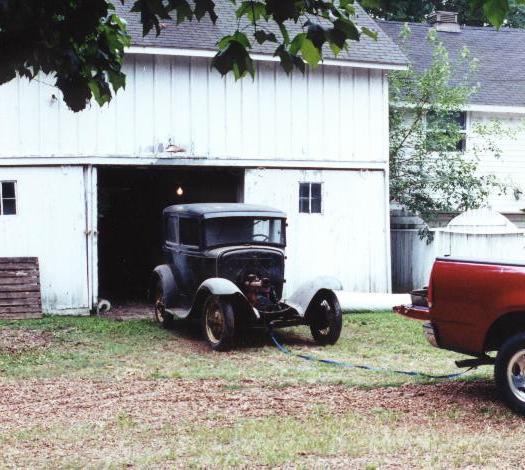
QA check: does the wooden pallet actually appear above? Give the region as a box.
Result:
[0,257,42,319]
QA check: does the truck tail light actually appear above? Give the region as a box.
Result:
[427,277,433,308]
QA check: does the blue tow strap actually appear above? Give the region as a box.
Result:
[268,330,475,380]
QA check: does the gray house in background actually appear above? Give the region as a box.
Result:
[382,12,525,292]
[381,12,525,226]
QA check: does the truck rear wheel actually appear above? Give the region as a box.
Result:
[495,332,525,415]
[202,295,235,351]
[308,291,342,346]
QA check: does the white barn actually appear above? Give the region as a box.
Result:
[0,3,406,314]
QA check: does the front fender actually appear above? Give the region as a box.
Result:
[198,277,243,296]
[285,276,343,317]
[190,278,259,321]
[151,265,177,308]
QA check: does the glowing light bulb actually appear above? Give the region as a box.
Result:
[176,186,184,196]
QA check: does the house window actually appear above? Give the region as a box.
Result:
[299,183,322,214]
[0,181,16,215]
[426,111,467,152]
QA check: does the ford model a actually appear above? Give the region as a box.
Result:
[151,203,343,351]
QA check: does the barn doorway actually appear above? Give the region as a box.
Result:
[97,166,243,303]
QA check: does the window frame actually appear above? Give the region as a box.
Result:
[178,216,201,249]
[0,181,17,216]
[299,182,323,214]
[164,215,179,246]
[425,110,468,153]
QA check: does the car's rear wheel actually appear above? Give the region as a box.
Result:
[202,295,235,351]
[495,332,525,415]
[308,291,342,346]
[154,280,175,329]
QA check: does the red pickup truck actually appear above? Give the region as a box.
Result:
[395,256,525,414]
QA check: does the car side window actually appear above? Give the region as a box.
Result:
[179,217,200,247]
[165,216,178,244]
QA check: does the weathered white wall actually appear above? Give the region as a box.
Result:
[244,168,391,295]
[468,111,525,213]
[0,166,89,313]
[0,56,388,166]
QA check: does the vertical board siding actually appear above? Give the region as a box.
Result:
[0,56,388,165]
[469,111,525,213]
[0,167,89,312]
[244,168,390,295]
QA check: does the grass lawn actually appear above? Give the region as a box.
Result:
[0,312,521,468]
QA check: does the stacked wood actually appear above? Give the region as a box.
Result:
[0,258,42,319]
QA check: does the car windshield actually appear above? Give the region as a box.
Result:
[204,217,285,248]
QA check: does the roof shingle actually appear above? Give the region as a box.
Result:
[380,20,525,107]
[115,2,407,68]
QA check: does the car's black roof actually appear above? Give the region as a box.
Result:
[163,203,286,219]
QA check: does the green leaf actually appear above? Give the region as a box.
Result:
[301,37,321,66]
[289,33,306,55]
[273,45,294,73]
[306,22,327,50]
[329,41,341,56]
[279,23,290,44]
[482,0,509,27]
[254,30,278,44]
[361,26,378,40]
[333,17,360,41]
[236,1,267,22]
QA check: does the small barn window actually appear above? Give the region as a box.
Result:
[299,183,322,214]
[0,181,16,215]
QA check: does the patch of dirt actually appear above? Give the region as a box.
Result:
[98,301,153,320]
[0,328,53,354]
[0,377,517,434]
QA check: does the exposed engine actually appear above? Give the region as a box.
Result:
[242,273,280,311]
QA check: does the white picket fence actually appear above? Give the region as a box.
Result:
[391,209,525,292]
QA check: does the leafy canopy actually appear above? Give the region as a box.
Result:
[0,0,520,112]
[389,26,520,234]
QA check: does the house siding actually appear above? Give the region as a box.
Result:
[468,111,525,215]
[0,52,392,311]
[244,168,391,295]
[0,166,91,313]
[0,56,389,167]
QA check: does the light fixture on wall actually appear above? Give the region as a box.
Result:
[165,140,186,153]
[176,186,184,196]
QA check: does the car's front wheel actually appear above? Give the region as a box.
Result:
[153,280,175,329]
[495,332,525,415]
[202,295,235,351]
[308,291,342,346]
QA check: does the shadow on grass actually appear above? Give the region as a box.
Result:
[163,319,316,351]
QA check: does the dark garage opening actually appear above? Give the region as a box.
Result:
[97,166,243,303]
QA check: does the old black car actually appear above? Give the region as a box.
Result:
[151,203,343,351]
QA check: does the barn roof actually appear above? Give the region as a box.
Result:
[380,20,525,108]
[115,2,407,69]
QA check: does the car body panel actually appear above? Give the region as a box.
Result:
[286,276,344,317]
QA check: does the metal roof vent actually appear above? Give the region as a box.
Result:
[427,11,461,32]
